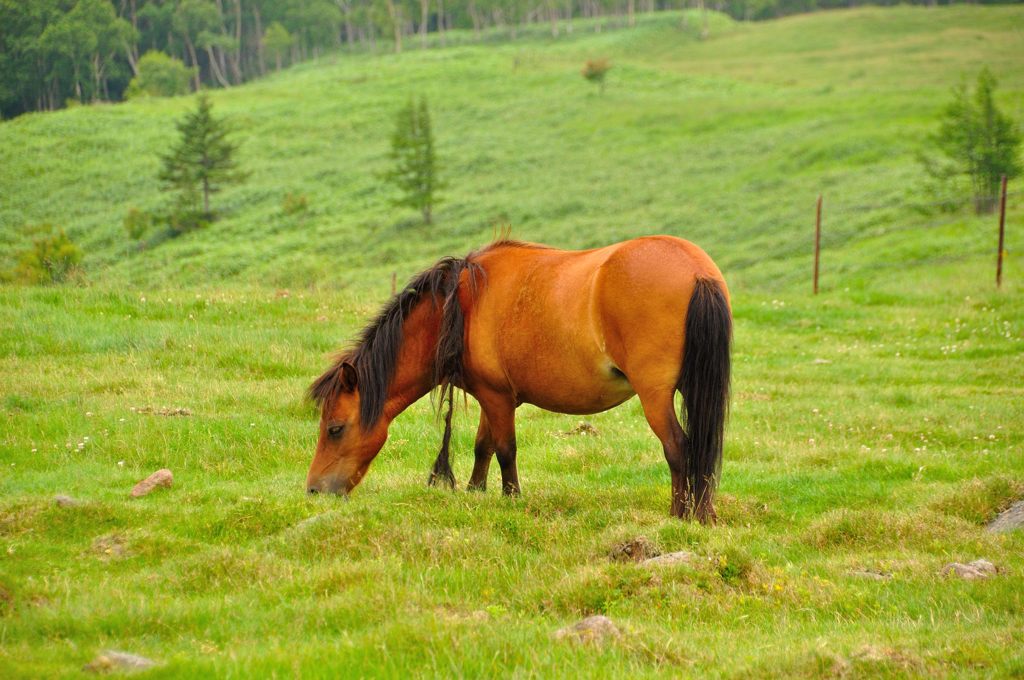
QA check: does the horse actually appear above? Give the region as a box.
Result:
[307,236,731,522]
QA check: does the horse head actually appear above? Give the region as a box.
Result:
[306,360,388,495]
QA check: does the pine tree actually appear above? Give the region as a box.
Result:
[384,97,441,225]
[158,94,245,231]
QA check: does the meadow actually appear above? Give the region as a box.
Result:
[1,6,1023,678]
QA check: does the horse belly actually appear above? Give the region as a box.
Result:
[515,362,636,415]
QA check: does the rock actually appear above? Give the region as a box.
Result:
[608,537,659,563]
[988,500,1024,533]
[554,615,622,644]
[130,469,173,498]
[563,421,599,437]
[134,406,191,417]
[641,551,695,568]
[941,559,997,580]
[84,650,157,673]
[54,494,81,508]
[91,533,129,560]
[848,569,893,581]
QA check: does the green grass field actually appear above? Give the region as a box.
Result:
[2,6,1023,678]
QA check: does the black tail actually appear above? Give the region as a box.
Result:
[679,278,731,517]
[427,258,480,491]
[428,388,457,489]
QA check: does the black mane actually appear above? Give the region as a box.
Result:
[308,255,482,428]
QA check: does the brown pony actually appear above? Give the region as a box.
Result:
[307,236,731,522]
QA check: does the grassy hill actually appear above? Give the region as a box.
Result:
[1,6,1023,678]
[1,6,1021,293]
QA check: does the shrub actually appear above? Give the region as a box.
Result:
[582,59,612,93]
[125,51,194,99]
[12,226,83,284]
[282,192,308,215]
[123,207,153,240]
[923,67,1021,214]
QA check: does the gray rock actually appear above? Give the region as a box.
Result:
[91,533,128,560]
[84,650,157,673]
[563,421,599,437]
[608,537,659,563]
[941,559,997,580]
[641,550,695,567]
[554,615,622,644]
[130,469,173,498]
[988,500,1024,533]
[54,494,81,508]
[848,569,893,581]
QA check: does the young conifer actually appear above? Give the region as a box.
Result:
[158,94,245,231]
[384,97,441,225]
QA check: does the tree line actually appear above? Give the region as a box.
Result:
[4,0,1014,120]
[0,0,654,118]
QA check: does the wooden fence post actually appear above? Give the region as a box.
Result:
[813,194,823,295]
[997,176,1007,289]
[391,272,397,296]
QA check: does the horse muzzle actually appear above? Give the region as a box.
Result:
[306,474,349,496]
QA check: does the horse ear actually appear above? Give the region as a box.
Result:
[339,361,358,391]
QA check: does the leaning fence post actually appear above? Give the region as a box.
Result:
[813,194,823,295]
[997,176,1007,289]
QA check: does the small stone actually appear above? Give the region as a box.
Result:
[554,615,622,644]
[941,559,997,580]
[134,406,191,417]
[988,500,1024,533]
[91,533,128,560]
[608,537,659,563]
[563,421,599,437]
[848,569,893,581]
[130,469,173,498]
[641,550,695,568]
[812,358,832,365]
[54,494,81,508]
[84,650,157,673]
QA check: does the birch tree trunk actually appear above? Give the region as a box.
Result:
[419,0,429,49]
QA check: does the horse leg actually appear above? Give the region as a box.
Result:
[476,391,520,496]
[635,387,692,519]
[467,412,493,492]
[495,433,520,496]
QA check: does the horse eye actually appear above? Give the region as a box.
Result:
[327,424,346,439]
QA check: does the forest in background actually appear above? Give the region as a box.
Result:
[3,0,1021,120]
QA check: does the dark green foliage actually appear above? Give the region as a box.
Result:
[158,93,246,231]
[10,225,83,284]
[125,50,195,98]
[384,97,441,225]
[924,67,1022,214]
[38,0,136,105]
[582,59,611,93]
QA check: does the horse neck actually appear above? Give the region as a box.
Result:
[381,294,444,422]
